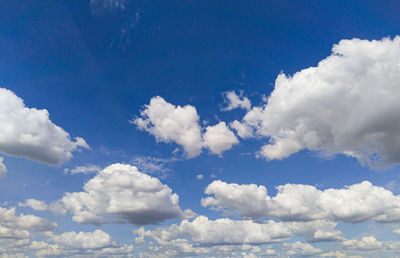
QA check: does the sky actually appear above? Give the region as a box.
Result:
[1,0,400,257]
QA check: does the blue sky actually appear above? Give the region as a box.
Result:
[1,0,400,257]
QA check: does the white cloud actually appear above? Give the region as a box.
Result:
[65,164,101,175]
[51,163,188,225]
[321,251,346,258]
[18,199,48,211]
[234,36,400,167]
[0,206,56,235]
[90,0,126,15]
[133,96,203,158]
[285,220,342,243]
[133,96,239,158]
[134,215,291,246]
[283,241,322,256]
[203,122,239,156]
[222,91,251,111]
[202,180,400,223]
[132,215,341,256]
[5,229,135,257]
[342,236,383,251]
[0,157,6,179]
[393,228,400,236]
[0,88,89,165]
[230,120,254,139]
[48,230,117,250]
[131,156,177,177]
[0,226,29,240]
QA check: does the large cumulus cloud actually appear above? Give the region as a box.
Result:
[232,37,400,167]
[0,88,89,165]
[202,180,400,223]
[51,163,192,225]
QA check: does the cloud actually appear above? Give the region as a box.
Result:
[48,230,116,250]
[342,236,383,251]
[51,163,189,225]
[321,251,346,258]
[202,180,400,223]
[133,215,291,246]
[133,96,238,158]
[233,36,400,168]
[0,206,56,235]
[230,120,254,139]
[90,0,126,15]
[131,156,177,176]
[18,199,48,211]
[0,157,6,179]
[203,122,239,156]
[132,215,341,256]
[283,241,322,256]
[0,88,89,165]
[221,91,251,111]
[133,96,203,158]
[2,229,134,257]
[64,164,101,175]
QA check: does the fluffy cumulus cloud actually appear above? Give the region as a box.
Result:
[1,229,134,257]
[0,156,6,179]
[132,215,342,256]
[34,229,134,257]
[342,236,383,251]
[133,216,290,247]
[232,37,400,167]
[202,180,400,223]
[203,122,239,155]
[133,96,203,158]
[222,90,251,111]
[18,199,48,211]
[0,88,89,165]
[0,206,56,242]
[133,96,238,157]
[51,163,190,225]
[283,241,322,256]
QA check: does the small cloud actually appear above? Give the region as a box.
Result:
[90,0,126,15]
[18,199,48,211]
[0,157,7,179]
[221,90,251,111]
[64,165,101,175]
[131,156,178,178]
[196,174,204,180]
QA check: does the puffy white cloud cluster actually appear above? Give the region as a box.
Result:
[0,88,89,165]
[133,215,341,252]
[203,122,239,156]
[51,163,190,225]
[18,199,48,211]
[0,156,6,179]
[1,229,134,257]
[283,241,322,256]
[342,236,383,251]
[0,206,56,233]
[231,37,400,167]
[221,91,251,111]
[133,96,238,157]
[0,206,56,243]
[202,180,400,223]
